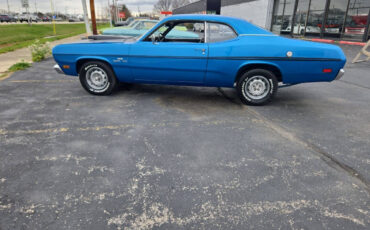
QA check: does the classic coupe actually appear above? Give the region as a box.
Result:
[102,19,159,37]
[53,15,346,105]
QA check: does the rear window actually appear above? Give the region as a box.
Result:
[207,22,237,43]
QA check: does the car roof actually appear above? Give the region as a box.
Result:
[159,14,272,35]
[135,19,158,22]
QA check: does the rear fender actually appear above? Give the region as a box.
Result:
[236,61,283,83]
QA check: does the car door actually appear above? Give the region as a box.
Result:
[129,21,208,84]
[205,22,239,86]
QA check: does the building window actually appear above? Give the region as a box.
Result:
[293,0,311,35]
[343,0,370,40]
[271,0,296,34]
[306,0,327,37]
[323,0,348,37]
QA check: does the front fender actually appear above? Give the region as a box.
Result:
[75,56,113,74]
[53,54,113,76]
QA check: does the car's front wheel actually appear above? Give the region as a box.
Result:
[236,69,278,106]
[79,61,118,95]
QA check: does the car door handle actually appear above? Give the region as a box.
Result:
[194,48,206,54]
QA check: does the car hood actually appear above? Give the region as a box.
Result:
[52,37,136,56]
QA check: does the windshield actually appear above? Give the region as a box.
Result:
[133,21,158,30]
[128,20,139,27]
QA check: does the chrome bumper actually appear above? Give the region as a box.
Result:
[53,64,64,74]
[335,69,345,80]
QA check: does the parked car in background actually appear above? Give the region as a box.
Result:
[42,16,51,22]
[10,15,18,22]
[19,14,39,23]
[102,19,159,37]
[282,24,321,34]
[0,14,11,23]
[114,17,135,27]
[68,17,79,22]
[53,15,346,106]
[344,14,367,36]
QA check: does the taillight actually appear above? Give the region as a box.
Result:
[323,68,332,73]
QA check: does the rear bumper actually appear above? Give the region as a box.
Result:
[335,69,345,80]
[53,64,64,74]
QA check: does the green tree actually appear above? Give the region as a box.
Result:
[121,4,132,19]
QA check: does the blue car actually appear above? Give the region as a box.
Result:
[53,14,346,105]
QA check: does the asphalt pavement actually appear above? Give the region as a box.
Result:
[0,44,369,229]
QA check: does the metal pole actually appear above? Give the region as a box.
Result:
[81,0,92,35]
[290,0,299,37]
[340,0,351,40]
[321,0,331,38]
[50,0,56,34]
[116,0,119,22]
[6,0,10,14]
[363,8,370,42]
[90,0,98,35]
[108,0,113,27]
[27,5,31,26]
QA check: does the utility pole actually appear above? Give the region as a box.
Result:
[81,0,92,35]
[50,0,56,34]
[89,0,98,35]
[34,0,37,14]
[6,0,10,14]
[108,0,112,27]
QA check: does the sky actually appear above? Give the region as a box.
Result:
[0,0,158,15]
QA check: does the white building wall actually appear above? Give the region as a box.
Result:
[221,0,274,30]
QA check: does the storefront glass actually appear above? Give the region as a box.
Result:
[343,0,370,40]
[324,0,349,37]
[306,0,326,36]
[293,0,310,35]
[271,0,369,41]
[271,0,296,34]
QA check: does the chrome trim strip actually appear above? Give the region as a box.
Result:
[54,54,342,62]
[53,64,64,74]
[335,69,345,80]
[204,21,208,43]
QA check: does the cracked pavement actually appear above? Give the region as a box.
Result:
[0,45,369,229]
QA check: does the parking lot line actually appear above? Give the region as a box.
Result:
[7,79,75,83]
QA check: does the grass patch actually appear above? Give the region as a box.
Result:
[8,61,31,72]
[0,61,31,80]
[0,72,8,79]
[0,23,109,54]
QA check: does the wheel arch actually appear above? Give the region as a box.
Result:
[76,57,114,75]
[235,62,283,84]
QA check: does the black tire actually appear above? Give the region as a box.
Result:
[79,61,118,95]
[236,69,278,106]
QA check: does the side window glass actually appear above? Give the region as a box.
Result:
[135,22,144,30]
[207,23,237,43]
[146,21,204,43]
[148,24,170,41]
[164,22,204,43]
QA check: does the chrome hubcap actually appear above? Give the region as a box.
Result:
[86,67,109,92]
[244,76,270,100]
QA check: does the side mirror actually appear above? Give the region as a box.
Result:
[151,35,158,44]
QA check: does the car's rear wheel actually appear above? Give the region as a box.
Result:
[236,69,278,106]
[79,61,118,95]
